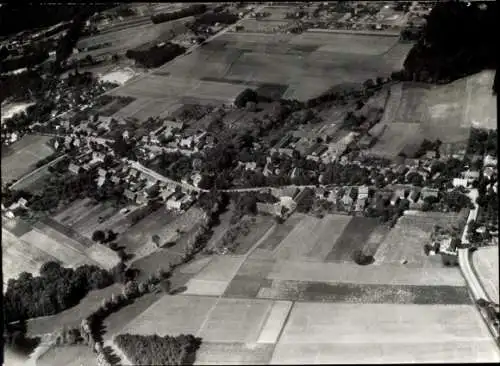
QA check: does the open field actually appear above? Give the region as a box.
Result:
[1,135,54,183]
[472,246,499,303]
[26,284,122,337]
[110,30,412,111]
[237,19,290,33]
[374,211,465,266]
[464,70,497,130]
[256,214,304,253]
[2,229,57,289]
[36,344,96,366]
[368,122,424,158]
[271,303,500,364]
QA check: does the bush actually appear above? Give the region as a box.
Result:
[352,250,374,265]
[115,333,202,365]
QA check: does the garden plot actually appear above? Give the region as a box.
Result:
[325,216,379,262]
[267,259,466,287]
[183,80,250,105]
[52,198,97,226]
[258,6,294,20]
[132,206,205,260]
[71,204,118,237]
[464,70,497,130]
[472,246,499,303]
[118,206,180,254]
[125,98,181,121]
[257,300,293,344]
[1,135,54,183]
[110,97,153,119]
[271,303,500,364]
[256,214,304,253]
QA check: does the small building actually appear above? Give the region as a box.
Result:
[452,178,469,188]
[123,189,136,202]
[483,166,496,179]
[68,163,81,175]
[358,185,369,199]
[484,154,497,167]
[462,170,480,181]
[98,168,107,177]
[420,187,439,200]
[354,197,367,212]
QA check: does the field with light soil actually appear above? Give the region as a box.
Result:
[271,303,500,364]
[472,246,499,303]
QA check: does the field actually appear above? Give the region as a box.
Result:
[109,29,413,120]
[36,344,96,366]
[271,303,500,364]
[237,19,290,33]
[230,216,275,255]
[472,246,499,303]
[464,70,497,130]
[26,284,123,337]
[375,211,465,267]
[1,135,55,183]
[370,76,481,159]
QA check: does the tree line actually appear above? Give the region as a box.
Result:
[151,4,207,24]
[125,42,186,68]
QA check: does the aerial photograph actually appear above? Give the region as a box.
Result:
[1,1,498,365]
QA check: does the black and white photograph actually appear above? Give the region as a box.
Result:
[1,1,498,365]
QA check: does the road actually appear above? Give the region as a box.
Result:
[102,4,265,97]
[457,188,499,341]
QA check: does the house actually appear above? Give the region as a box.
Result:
[110,175,121,184]
[257,202,276,215]
[483,154,497,167]
[425,150,436,159]
[136,193,148,205]
[462,170,480,181]
[420,187,439,201]
[68,163,81,174]
[354,197,367,212]
[342,187,354,207]
[278,148,295,157]
[160,189,175,201]
[408,188,421,203]
[191,173,202,188]
[98,168,107,177]
[124,189,136,201]
[358,135,373,149]
[483,166,496,179]
[452,178,469,188]
[358,185,369,199]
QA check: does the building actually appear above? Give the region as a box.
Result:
[484,154,497,167]
[354,197,367,212]
[358,185,369,199]
[420,187,439,200]
[256,202,277,215]
[453,178,469,188]
[408,188,421,203]
[68,163,81,175]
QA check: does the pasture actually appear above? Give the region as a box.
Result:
[1,135,55,183]
[271,303,500,364]
[472,246,499,303]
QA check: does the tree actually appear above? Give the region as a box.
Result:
[92,230,106,243]
[152,234,161,247]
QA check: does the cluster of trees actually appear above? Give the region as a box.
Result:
[3,262,115,324]
[2,100,55,135]
[0,69,45,103]
[115,334,202,365]
[125,42,186,68]
[352,249,374,265]
[403,1,497,84]
[0,4,114,37]
[0,50,49,73]
[192,11,239,27]
[151,4,207,24]
[467,128,497,156]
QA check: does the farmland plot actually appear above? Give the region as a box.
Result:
[257,280,470,304]
[110,74,199,99]
[256,214,303,253]
[1,135,55,183]
[368,122,425,159]
[230,216,275,256]
[267,259,466,287]
[271,303,500,364]
[36,345,96,366]
[325,216,379,262]
[237,19,290,33]
[293,31,399,56]
[195,343,274,365]
[472,246,499,303]
[464,70,497,130]
[19,229,99,268]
